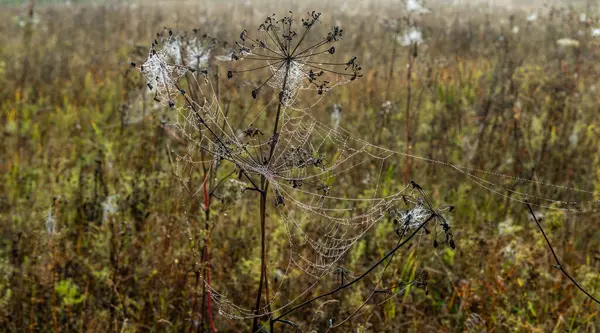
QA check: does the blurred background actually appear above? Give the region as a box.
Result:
[1,0,599,332]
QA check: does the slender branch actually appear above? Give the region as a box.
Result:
[268,61,291,161]
[268,28,288,56]
[243,34,285,58]
[253,62,286,93]
[294,39,330,57]
[241,55,285,61]
[290,24,313,56]
[526,202,600,305]
[301,63,357,77]
[231,60,285,74]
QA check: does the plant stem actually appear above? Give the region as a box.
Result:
[252,179,268,331]
[252,61,291,332]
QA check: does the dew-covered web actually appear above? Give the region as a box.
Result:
[135,26,600,322]
[139,29,217,107]
[138,33,424,318]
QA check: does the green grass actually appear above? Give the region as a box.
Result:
[1,1,599,332]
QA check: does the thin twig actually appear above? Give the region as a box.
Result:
[526,202,599,305]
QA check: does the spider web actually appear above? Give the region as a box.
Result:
[161,79,430,320]
[172,83,600,321]
[137,33,600,323]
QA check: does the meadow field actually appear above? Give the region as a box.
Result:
[1,0,599,331]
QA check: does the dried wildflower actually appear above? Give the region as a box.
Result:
[164,34,183,65]
[45,208,56,235]
[134,28,218,107]
[101,195,120,224]
[398,26,423,46]
[527,13,538,22]
[407,0,430,14]
[381,100,394,115]
[592,28,600,37]
[390,204,432,233]
[136,36,188,106]
[228,11,362,105]
[15,13,40,28]
[183,30,217,70]
[556,38,580,48]
[388,194,455,250]
[331,103,342,130]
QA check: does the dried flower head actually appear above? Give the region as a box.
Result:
[45,207,56,235]
[133,28,217,107]
[556,38,580,48]
[184,29,218,70]
[407,0,430,14]
[102,195,120,224]
[527,13,538,22]
[381,100,394,114]
[388,194,455,249]
[398,26,423,46]
[390,203,431,234]
[227,11,362,105]
[331,103,342,129]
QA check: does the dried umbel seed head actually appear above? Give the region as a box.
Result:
[45,207,56,235]
[137,44,188,106]
[381,100,394,115]
[227,11,362,106]
[135,28,219,107]
[184,29,217,70]
[390,204,432,237]
[398,26,424,46]
[407,0,431,14]
[331,103,342,129]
